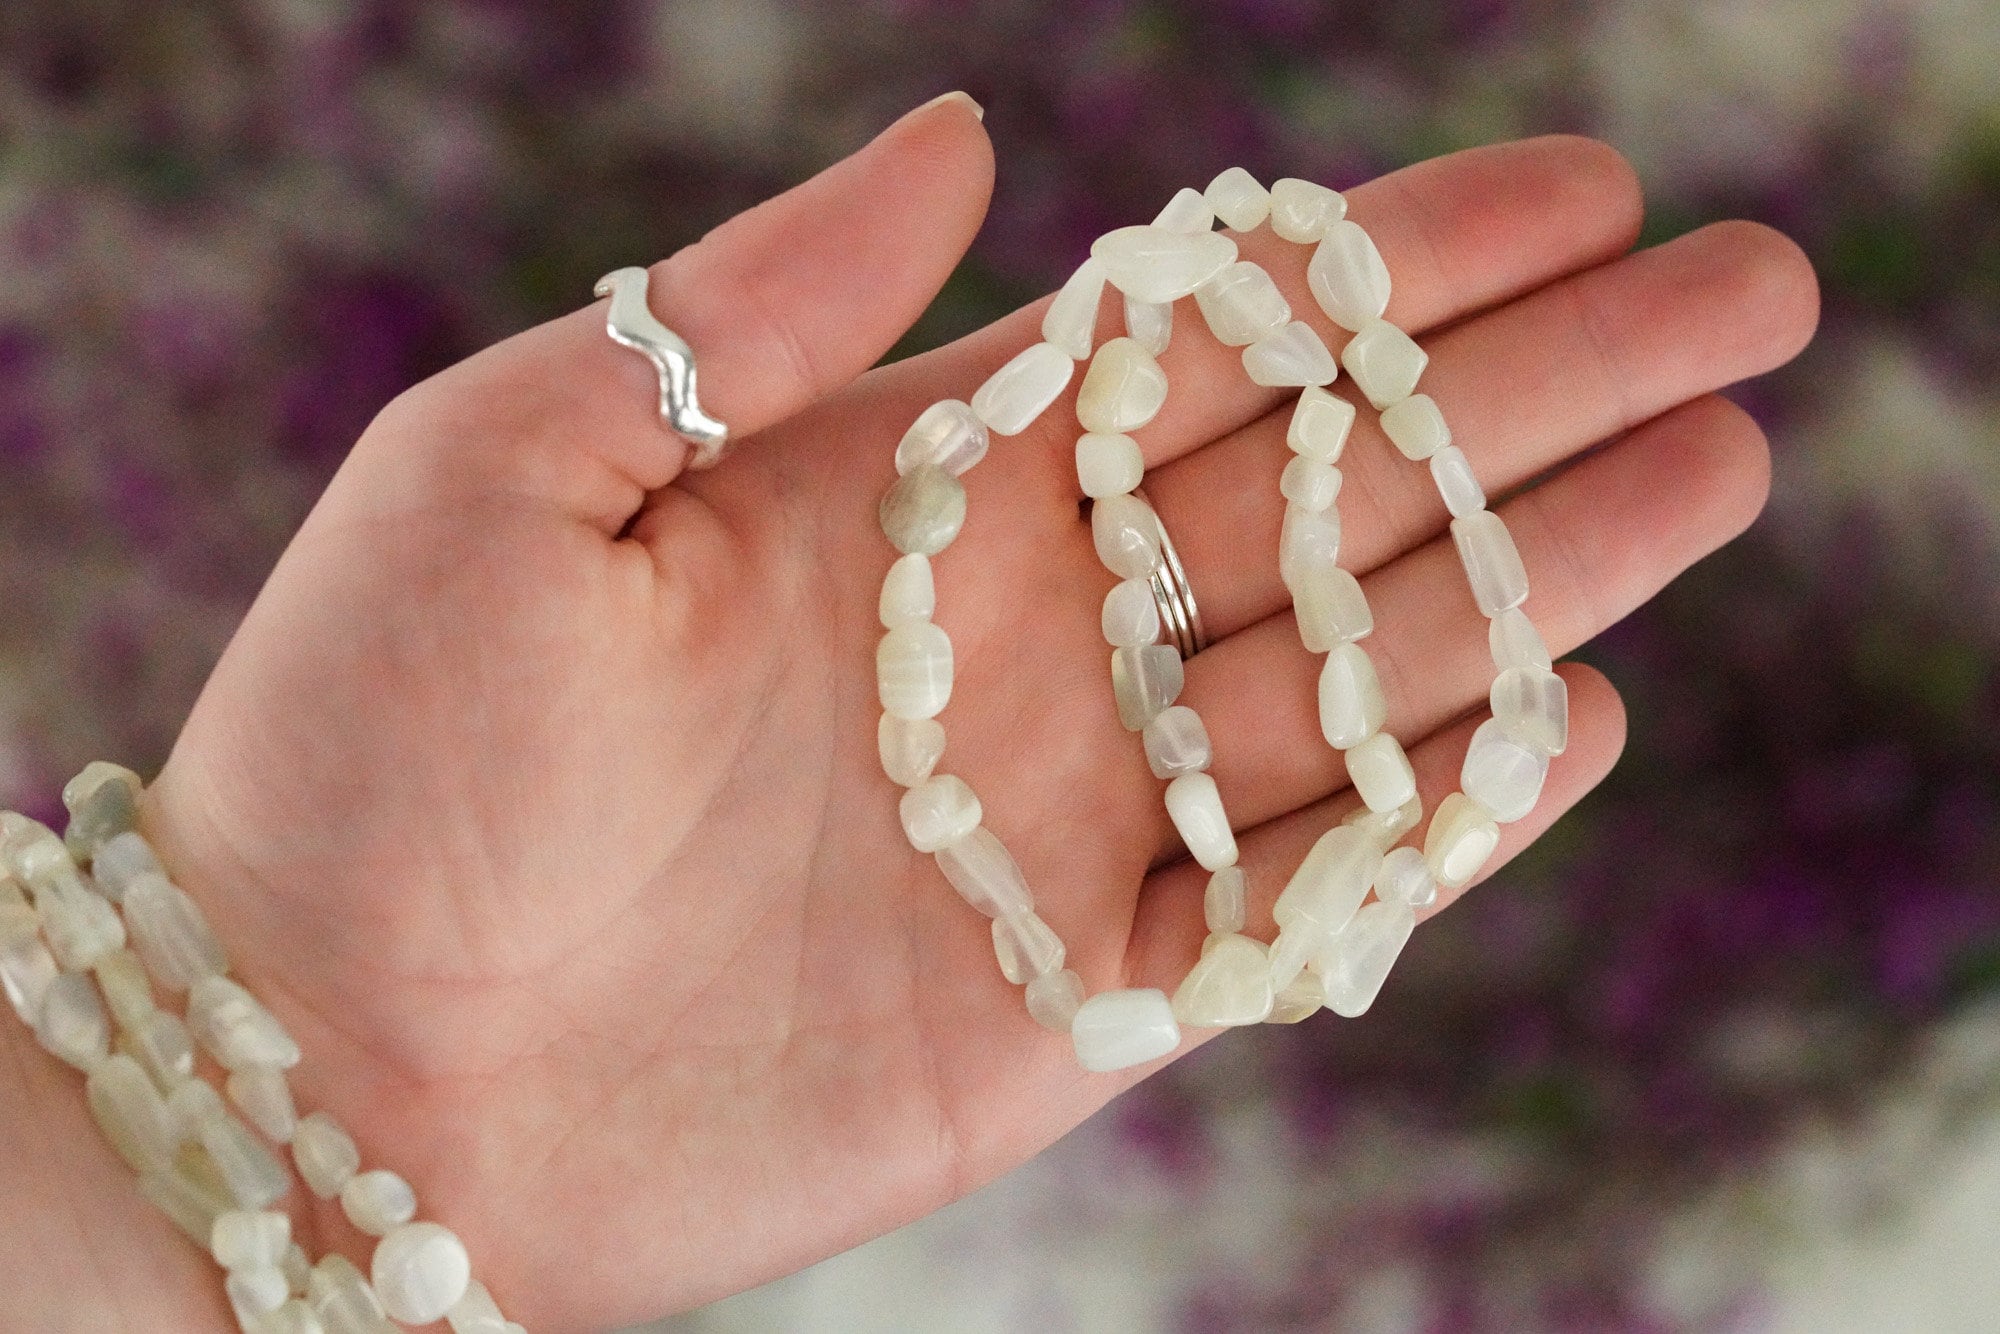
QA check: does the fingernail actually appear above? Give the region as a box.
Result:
[912,90,983,123]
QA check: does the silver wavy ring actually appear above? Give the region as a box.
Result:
[1131,486,1207,659]
[594,265,732,471]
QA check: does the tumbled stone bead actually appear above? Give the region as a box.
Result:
[1489,606,1553,674]
[1424,791,1501,889]
[1451,510,1530,616]
[1124,294,1173,356]
[1075,432,1145,499]
[1430,445,1486,520]
[991,910,1065,984]
[35,970,109,1071]
[1153,186,1214,232]
[1071,987,1181,1072]
[877,713,946,788]
[1279,504,1342,588]
[343,1169,419,1236]
[168,1076,228,1143]
[1318,643,1387,749]
[293,1111,362,1199]
[1381,393,1450,460]
[281,1242,312,1295]
[1267,968,1326,1023]
[1101,578,1161,647]
[62,760,142,814]
[123,872,229,992]
[1274,825,1381,939]
[0,903,59,1024]
[37,876,126,972]
[1205,167,1271,231]
[1042,257,1106,360]
[1203,866,1248,934]
[1243,320,1338,387]
[136,1156,232,1245]
[128,1008,196,1089]
[1317,899,1416,1017]
[1076,337,1168,434]
[1308,220,1393,331]
[309,1254,396,1334]
[228,1265,292,1325]
[878,463,966,556]
[1172,932,1274,1027]
[1142,705,1211,779]
[202,1109,291,1209]
[372,1221,472,1325]
[894,399,990,478]
[1346,731,1417,813]
[447,1281,510,1334]
[899,775,982,853]
[1279,456,1341,512]
[1287,385,1356,461]
[1089,225,1237,303]
[934,826,1034,919]
[267,1299,327,1334]
[1,815,70,887]
[86,1053,177,1173]
[1374,845,1439,910]
[1492,666,1569,756]
[212,1208,292,1271]
[877,554,934,628]
[1193,261,1291,347]
[1292,565,1374,652]
[1091,492,1162,580]
[1340,319,1428,408]
[1024,967,1085,1032]
[1165,772,1238,872]
[64,774,140,862]
[227,1065,300,1144]
[189,974,301,1071]
[93,946,154,1030]
[1461,717,1550,823]
[876,622,954,721]
[89,830,164,903]
[1111,644,1184,731]
[1270,177,1346,243]
[1343,793,1423,846]
[970,340,1075,436]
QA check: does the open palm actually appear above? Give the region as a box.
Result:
[87,102,1818,1331]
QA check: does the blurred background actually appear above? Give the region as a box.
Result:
[2,1,1996,1330]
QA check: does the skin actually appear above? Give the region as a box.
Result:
[0,97,1818,1331]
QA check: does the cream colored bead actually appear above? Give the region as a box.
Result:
[447,1281,510,1334]
[86,1053,177,1173]
[1279,504,1342,589]
[37,875,126,972]
[1089,225,1236,303]
[877,713,946,788]
[1374,845,1438,910]
[280,1243,311,1295]
[1274,825,1381,938]
[35,970,108,1071]
[128,1008,196,1089]
[1101,578,1161,647]
[88,831,162,904]
[1316,899,1415,1017]
[1460,717,1550,823]
[1340,319,1428,408]
[167,1075,227,1143]
[1025,967,1085,1033]
[342,1169,419,1236]
[1279,456,1341,512]
[1430,445,1485,518]
[93,946,154,1030]
[895,399,990,477]
[1071,987,1181,1072]
[1171,932,1274,1028]
[1270,177,1346,243]
[371,1222,472,1325]
[1076,337,1168,434]
[201,1111,291,1209]
[991,911,1065,984]
[1042,257,1106,360]
[1205,167,1271,231]
[1124,294,1172,357]
[212,1208,292,1271]
[1091,492,1163,580]
[267,1300,327,1334]
[1287,384,1356,461]
[122,872,229,992]
[1,815,70,887]
[1142,705,1211,779]
[62,759,142,814]
[899,775,982,853]
[1267,969,1326,1023]
[307,1255,392,1334]
[136,1159,231,1246]
[1318,643,1387,749]
[63,762,141,861]
[1424,791,1501,889]
[1292,565,1374,652]
[970,340,1075,436]
[189,974,301,1071]
[1204,866,1248,934]
[1346,731,1417,813]
[1489,606,1553,674]
[1343,792,1423,846]
[1308,220,1392,330]
[1111,643,1184,731]
[293,1111,361,1199]
[876,621,954,721]
[1492,666,1569,756]
[227,1065,299,1144]
[1153,186,1214,232]
[877,554,934,628]
[1243,320,1338,387]
[878,463,966,556]
[1193,261,1291,346]
[1450,510,1530,616]
[229,1266,292,1324]
[934,827,1034,919]
[1075,432,1145,498]
[1380,393,1450,460]
[1165,772,1238,872]
[0,905,59,1025]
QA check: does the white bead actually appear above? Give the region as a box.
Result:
[86,1053,177,1174]
[1193,261,1291,347]
[1071,987,1181,1072]
[1287,386,1356,461]
[1076,337,1168,434]
[898,775,982,853]
[1316,899,1415,1017]
[970,340,1075,436]
[34,971,108,1071]
[1089,225,1237,303]
[1024,968,1085,1032]
[229,1266,293,1323]
[877,554,935,628]
[1205,167,1271,231]
[93,946,153,1030]
[1123,294,1173,357]
[1492,666,1569,756]
[293,1111,361,1199]
[1042,257,1106,360]
[876,622,954,721]
[1243,320,1338,387]
[1268,969,1326,1023]
[267,1300,326,1334]
[1101,578,1161,647]
[1142,705,1211,779]
[1346,731,1417,813]
[1450,510,1530,616]
[63,763,141,860]
[342,1170,419,1236]
[62,759,142,813]
[1153,186,1215,233]
[1274,825,1381,938]
[307,1255,390,1333]
[1344,793,1424,847]
[1424,792,1501,889]
[1,815,69,887]
[37,876,126,971]
[877,713,945,788]
[89,830,164,903]
[1374,845,1438,910]
[1489,606,1553,674]
[188,974,301,1071]
[1340,319,1428,408]
[1380,393,1450,460]
[1292,565,1373,652]
[1461,717,1550,823]
[128,1008,197,1089]
[1172,932,1274,1027]
[1270,177,1346,242]
[991,911,1065,984]
[212,1209,292,1271]
[1164,772,1238,872]
[1318,643,1387,749]
[122,873,229,992]
[447,1281,510,1334]
[893,399,989,477]
[1279,456,1341,512]
[136,1160,231,1247]
[371,1222,472,1325]
[1308,220,1393,330]
[934,826,1034,919]
[1111,644,1184,731]
[1090,492,1163,580]
[878,463,966,555]
[0,904,59,1025]
[1204,866,1248,934]
[1075,432,1145,498]
[1430,445,1486,518]
[202,1111,292,1209]
[281,1242,312,1295]
[167,1076,228,1143]
[227,1066,299,1144]
[1279,504,1342,588]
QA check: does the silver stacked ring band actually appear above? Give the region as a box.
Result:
[1133,487,1207,660]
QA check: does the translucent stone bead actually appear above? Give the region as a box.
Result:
[343,1169,419,1236]
[64,771,140,862]
[1424,792,1501,889]
[267,1299,327,1334]
[136,1159,227,1246]
[1287,385,1356,461]
[1380,393,1450,460]
[1075,432,1145,499]
[1274,825,1382,939]
[1101,578,1161,647]
[1071,987,1181,1072]
[1292,565,1374,652]
[1123,294,1172,357]
[894,399,990,477]
[89,830,164,902]
[168,1076,228,1143]
[189,975,301,1071]
[898,775,982,853]
[970,340,1075,435]
[1430,445,1486,518]
[1204,866,1247,934]
[878,463,966,556]
[1308,220,1393,331]
[1171,932,1274,1027]
[1279,504,1342,589]
[934,826,1034,919]
[1024,967,1085,1033]
[1489,606,1553,674]
[1153,186,1214,233]
[281,1242,312,1295]
[991,910,1065,984]
[876,622,954,721]
[228,1265,292,1324]
[1164,772,1238,872]
[876,713,945,788]
[877,554,934,628]
[1340,319,1428,408]
[1270,177,1345,243]
[1460,717,1550,823]
[447,1281,510,1334]
[1142,705,1211,779]
[62,760,142,814]
[94,946,154,1030]
[1317,899,1416,1017]
[1492,666,1569,757]
[1111,644,1184,731]
[0,904,59,1025]
[35,970,109,1071]
[1193,261,1291,346]
[372,1221,472,1325]
[309,1254,396,1334]
[1243,320,1338,387]
[86,1053,178,1173]
[1451,510,1530,616]
[1,815,70,887]
[293,1111,362,1199]
[37,875,126,971]
[212,1208,292,1270]
[1318,643,1387,749]
[128,1008,197,1089]
[1267,969,1326,1023]
[1076,337,1168,434]
[1374,844,1438,910]
[1279,456,1341,512]
[1346,731,1417,813]
[1091,492,1163,580]
[123,872,230,992]
[1089,225,1236,303]
[1205,167,1271,232]
[1042,257,1106,360]
[202,1110,291,1209]
[228,1065,300,1143]
[1270,917,1316,993]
